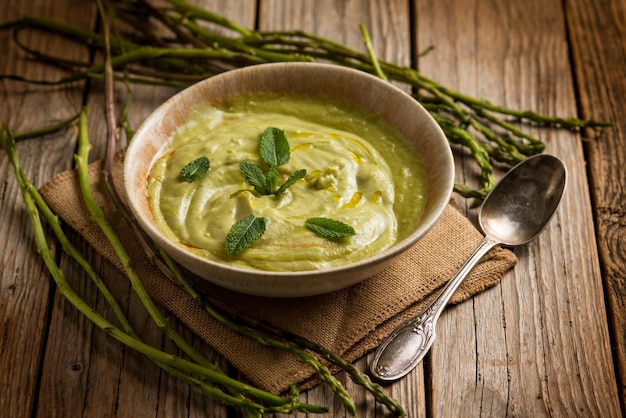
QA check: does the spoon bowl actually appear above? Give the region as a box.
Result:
[370,154,566,381]
[480,155,567,246]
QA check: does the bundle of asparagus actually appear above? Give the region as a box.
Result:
[1,0,608,199]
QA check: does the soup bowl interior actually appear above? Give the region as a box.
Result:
[124,63,454,297]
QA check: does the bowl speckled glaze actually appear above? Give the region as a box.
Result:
[124,63,454,297]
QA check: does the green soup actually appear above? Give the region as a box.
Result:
[148,94,427,271]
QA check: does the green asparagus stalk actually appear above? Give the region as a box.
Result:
[360,23,388,81]
[11,112,80,141]
[75,107,225,374]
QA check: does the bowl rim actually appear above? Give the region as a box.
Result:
[124,62,454,281]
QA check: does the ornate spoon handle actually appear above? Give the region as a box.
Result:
[370,236,499,381]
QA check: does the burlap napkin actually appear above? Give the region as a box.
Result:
[39,151,517,394]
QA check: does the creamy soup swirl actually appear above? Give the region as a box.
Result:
[148,94,427,271]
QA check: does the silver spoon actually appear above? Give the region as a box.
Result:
[370,154,567,381]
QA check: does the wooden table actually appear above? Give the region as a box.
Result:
[1,0,624,416]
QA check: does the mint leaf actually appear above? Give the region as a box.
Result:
[240,161,268,194]
[180,156,210,182]
[260,127,290,167]
[306,217,356,239]
[225,215,267,256]
[275,169,306,195]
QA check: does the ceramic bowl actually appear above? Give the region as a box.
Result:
[124,63,454,297]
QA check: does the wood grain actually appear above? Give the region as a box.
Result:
[565,0,626,410]
[1,0,624,416]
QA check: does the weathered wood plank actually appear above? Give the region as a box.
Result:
[0,1,94,417]
[28,1,255,417]
[564,0,626,410]
[415,0,621,416]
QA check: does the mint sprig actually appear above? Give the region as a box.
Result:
[306,217,356,239]
[227,128,356,256]
[225,215,267,256]
[240,127,306,195]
